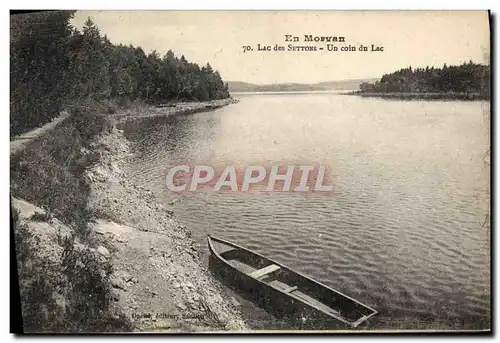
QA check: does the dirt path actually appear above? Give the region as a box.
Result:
[11,100,248,332]
[10,111,70,156]
[10,99,237,156]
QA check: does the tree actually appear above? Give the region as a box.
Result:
[11,10,232,133]
[68,17,111,100]
[11,11,76,135]
[358,62,489,98]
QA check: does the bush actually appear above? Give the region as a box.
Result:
[10,107,110,236]
[14,219,66,332]
[59,235,133,332]
[10,11,75,137]
[30,212,53,222]
[12,102,134,332]
[14,217,133,332]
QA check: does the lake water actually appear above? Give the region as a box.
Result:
[122,92,490,330]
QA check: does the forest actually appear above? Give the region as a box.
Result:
[10,11,230,135]
[359,62,490,99]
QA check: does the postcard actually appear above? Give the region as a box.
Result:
[10,10,491,333]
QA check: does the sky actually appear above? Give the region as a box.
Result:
[71,11,490,84]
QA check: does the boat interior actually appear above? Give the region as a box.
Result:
[211,238,375,324]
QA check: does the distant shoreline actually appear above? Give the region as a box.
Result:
[230,90,356,96]
[345,91,489,101]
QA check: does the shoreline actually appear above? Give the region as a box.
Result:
[85,126,248,332]
[344,91,488,101]
[113,98,239,124]
[11,99,248,332]
[10,111,70,155]
[84,98,247,332]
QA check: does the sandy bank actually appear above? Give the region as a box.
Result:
[112,98,239,124]
[12,99,248,332]
[84,125,247,332]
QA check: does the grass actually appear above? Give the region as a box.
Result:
[14,215,65,332]
[11,103,133,332]
[30,212,53,222]
[59,235,132,332]
[11,105,112,236]
[14,213,133,332]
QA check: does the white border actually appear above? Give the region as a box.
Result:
[3,2,497,343]
[1,1,499,10]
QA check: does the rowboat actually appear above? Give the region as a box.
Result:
[208,235,378,329]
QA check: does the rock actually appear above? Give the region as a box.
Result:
[162,252,171,259]
[110,271,133,290]
[116,237,127,243]
[111,277,127,290]
[12,198,46,219]
[177,303,187,310]
[185,281,194,289]
[121,272,133,283]
[230,297,240,307]
[104,232,115,240]
[97,246,110,258]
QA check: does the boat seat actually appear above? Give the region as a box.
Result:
[268,280,297,293]
[247,264,281,279]
[283,285,298,293]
